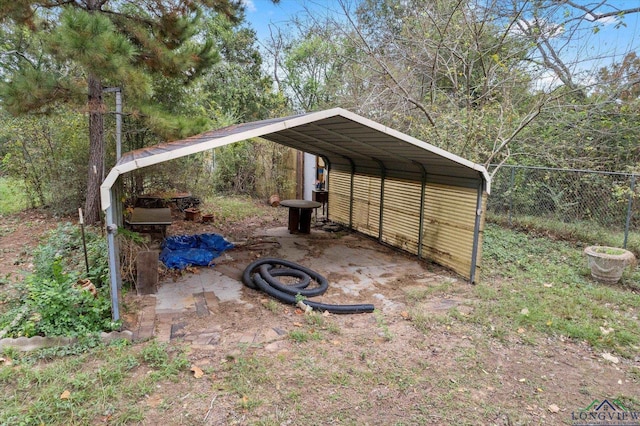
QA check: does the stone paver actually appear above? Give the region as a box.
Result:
[135,226,440,349]
[132,295,157,341]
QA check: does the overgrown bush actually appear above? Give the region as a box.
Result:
[213,139,294,198]
[0,111,89,214]
[122,138,296,203]
[0,223,117,338]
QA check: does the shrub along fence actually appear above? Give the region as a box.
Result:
[486,165,639,249]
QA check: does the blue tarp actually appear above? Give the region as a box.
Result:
[160,233,234,270]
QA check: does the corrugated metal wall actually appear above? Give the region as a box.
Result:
[421,183,483,277]
[381,178,422,254]
[327,168,351,225]
[327,168,485,281]
[352,174,381,238]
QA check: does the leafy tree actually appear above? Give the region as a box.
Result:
[0,109,88,212]
[265,17,352,112]
[276,0,640,176]
[199,14,287,120]
[337,0,538,170]
[0,0,259,224]
[118,11,288,201]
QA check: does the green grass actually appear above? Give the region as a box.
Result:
[0,339,190,425]
[0,177,28,214]
[403,223,640,357]
[487,212,640,257]
[200,195,265,224]
[3,205,640,423]
[475,224,640,356]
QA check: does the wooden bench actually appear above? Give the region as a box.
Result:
[125,207,172,237]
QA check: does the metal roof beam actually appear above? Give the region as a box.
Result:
[306,123,423,173]
[272,127,379,164]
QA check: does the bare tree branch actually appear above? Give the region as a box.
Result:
[562,1,640,20]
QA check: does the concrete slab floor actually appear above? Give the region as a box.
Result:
[145,225,451,344]
[155,269,249,315]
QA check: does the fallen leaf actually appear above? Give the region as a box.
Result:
[60,390,71,400]
[293,322,303,327]
[548,404,560,413]
[190,365,204,379]
[517,327,525,334]
[400,311,410,319]
[602,353,619,364]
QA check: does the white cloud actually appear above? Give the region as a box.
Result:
[242,0,257,13]
[586,13,618,26]
[512,18,564,39]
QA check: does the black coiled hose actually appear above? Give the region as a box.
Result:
[242,258,375,314]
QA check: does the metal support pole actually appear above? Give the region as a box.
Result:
[374,159,386,243]
[418,169,427,259]
[345,157,355,230]
[413,161,428,259]
[623,174,636,249]
[321,155,331,219]
[115,89,122,161]
[78,208,90,275]
[470,181,484,284]
[106,192,122,321]
[508,166,515,226]
[103,87,122,161]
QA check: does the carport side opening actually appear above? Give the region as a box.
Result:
[102,108,490,321]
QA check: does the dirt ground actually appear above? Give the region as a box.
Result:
[1,207,639,425]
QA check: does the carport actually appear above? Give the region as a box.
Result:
[101,108,490,320]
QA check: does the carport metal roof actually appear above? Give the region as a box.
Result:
[101,108,489,210]
[101,108,490,321]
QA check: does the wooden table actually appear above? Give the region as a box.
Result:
[125,207,172,237]
[280,200,322,234]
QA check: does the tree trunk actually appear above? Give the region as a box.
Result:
[84,73,104,225]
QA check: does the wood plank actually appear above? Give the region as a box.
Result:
[136,251,159,295]
[128,208,172,225]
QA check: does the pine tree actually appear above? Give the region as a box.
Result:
[0,0,244,224]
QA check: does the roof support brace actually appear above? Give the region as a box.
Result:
[345,156,355,230]
[470,181,484,283]
[321,155,331,219]
[413,161,428,259]
[373,158,386,243]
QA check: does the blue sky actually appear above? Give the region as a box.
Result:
[241,0,639,82]
[243,0,348,43]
